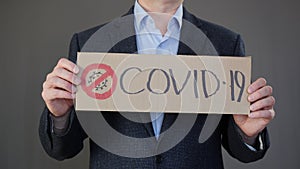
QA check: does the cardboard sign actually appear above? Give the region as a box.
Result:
[75,52,251,114]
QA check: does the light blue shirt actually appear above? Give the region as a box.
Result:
[134,1,183,139]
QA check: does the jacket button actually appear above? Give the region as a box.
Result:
[156,155,162,163]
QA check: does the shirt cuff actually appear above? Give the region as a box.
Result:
[235,124,264,151]
[244,135,263,151]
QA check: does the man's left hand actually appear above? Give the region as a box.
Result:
[233,78,276,138]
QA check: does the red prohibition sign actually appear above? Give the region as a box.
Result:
[81,63,117,100]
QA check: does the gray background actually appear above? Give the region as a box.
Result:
[1,0,299,169]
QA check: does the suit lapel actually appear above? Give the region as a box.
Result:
[107,8,137,54]
[138,113,155,137]
[107,7,156,138]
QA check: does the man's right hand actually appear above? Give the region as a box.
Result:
[41,58,81,117]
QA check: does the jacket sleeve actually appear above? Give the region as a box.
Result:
[221,115,270,163]
[38,34,88,161]
[221,35,270,163]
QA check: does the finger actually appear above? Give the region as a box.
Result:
[56,58,79,74]
[248,78,267,94]
[42,88,75,101]
[250,96,275,111]
[248,85,273,102]
[44,76,77,93]
[51,67,81,85]
[249,109,275,119]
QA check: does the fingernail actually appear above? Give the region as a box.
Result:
[71,94,76,98]
[249,113,254,118]
[250,105,255,111]
[73,66,79,74]
[75,77,81,85]
[248,87,253,93]
[71,86,77,93]
[248,95,254,102]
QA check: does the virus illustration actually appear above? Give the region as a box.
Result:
[87,70,109,91]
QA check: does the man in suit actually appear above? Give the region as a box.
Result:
[39,0,276,168]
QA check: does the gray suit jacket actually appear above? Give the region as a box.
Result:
[39,6,270,169]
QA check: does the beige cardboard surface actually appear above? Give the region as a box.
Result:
[75,52,251,114]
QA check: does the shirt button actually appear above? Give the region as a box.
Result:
[156,155,163,163]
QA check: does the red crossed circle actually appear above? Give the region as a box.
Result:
[81,63,117,100]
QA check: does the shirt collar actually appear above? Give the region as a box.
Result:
[134,0,183,31]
